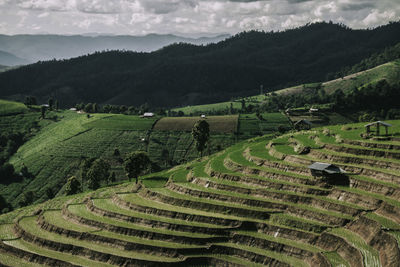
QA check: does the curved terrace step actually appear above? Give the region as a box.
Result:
[63,203,227,246]
[87,198,235,236]
[14,216,182,266]
[113,192,245,227]
[190,176,362,217]
[167,181,351,226]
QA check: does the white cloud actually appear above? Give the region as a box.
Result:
[0,0,398,35]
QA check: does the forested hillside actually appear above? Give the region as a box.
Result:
[0,22,399,108]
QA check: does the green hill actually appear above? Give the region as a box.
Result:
[1,22,400,108]
[1,119,399,266]
[0,102,292,210]
[0,99,29,116]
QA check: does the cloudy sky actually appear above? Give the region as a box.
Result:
[0,0,399,36]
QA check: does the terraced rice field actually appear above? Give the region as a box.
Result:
[1,120,400,266]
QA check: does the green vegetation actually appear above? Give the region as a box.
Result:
[83,114,157,131]
[2,22,400,109]
[0,119,400,266]
[0,99,29,116]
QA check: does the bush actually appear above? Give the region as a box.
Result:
[358,113,375,122]
[65,176,81,195]
[19,191,34,207]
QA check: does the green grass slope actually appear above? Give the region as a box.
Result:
[1,119,399,266]
[0,99,29,116]
[170,59,400,117]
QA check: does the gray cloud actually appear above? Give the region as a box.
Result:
[340,2,375,12]
[0,0,398,36]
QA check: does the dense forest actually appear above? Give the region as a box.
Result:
[0,21,400,108]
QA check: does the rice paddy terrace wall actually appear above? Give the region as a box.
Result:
[1,121,400,266]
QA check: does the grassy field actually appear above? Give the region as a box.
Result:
[0,119,399,266]
[83,114,157,131]
[274,60,400,96]
[0,99,29,116]
[154,115,238,133]
[171,95,267,115]
[238,113,290,139]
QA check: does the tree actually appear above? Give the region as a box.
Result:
[84,103,93,113]
[161,149,170,168]
[48,98,54,111]
[124,152,151,184]
[0,163,15,182]
[19,191,34,207]
[86,158,110,190]
[45,187,54,199]
[40,106,46,119]
[80,158,96,185]
[93,103,99,113]
[55,100,59,111]
[0,194,9,214]
[65,176,81,195]
[24,96,37,106]
[108,172,116,184]
[241,99,246,110]
[191,120,210,157]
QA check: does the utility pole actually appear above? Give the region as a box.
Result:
[260,85,264,95]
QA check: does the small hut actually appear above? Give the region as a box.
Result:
[308,162,343,176]
[294,119,312,130]
[308,162,348,185]
[364,121,392,136]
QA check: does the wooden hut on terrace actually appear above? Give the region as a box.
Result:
[365,121,392,136]
[308,162,348,185]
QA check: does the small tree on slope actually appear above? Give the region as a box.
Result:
[192,120,210,157]
[124,152,151,184]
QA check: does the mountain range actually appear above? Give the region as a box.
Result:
[0,21,399,108]
[0,33,229,64]
[0,50,29,66]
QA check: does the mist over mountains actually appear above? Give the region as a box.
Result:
[0,33,229,65]
[0,22,399,108]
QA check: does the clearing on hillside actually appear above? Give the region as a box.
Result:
[0,99,29,116]
[154,115,239,133]
[83,114,157,131]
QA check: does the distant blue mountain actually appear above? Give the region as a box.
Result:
[0,33,230,63]
[0,50,30,66]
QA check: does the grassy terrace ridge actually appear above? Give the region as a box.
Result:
[42,210,202,249]
[67,203,216,239]
[329,228,381,267]
[148,187,276,214]
[91,198,230,229]
[0,99,29,115]
[4,238,114,267]
[172,181,354,220]
[1,119,400,266]
[217,242,309,267]
[19,215,181,262]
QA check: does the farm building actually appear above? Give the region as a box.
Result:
[201,114,206,118]
[308,162,344,176]
[365,121,392,136]
[142,112,154,118]
[308,162,348,185]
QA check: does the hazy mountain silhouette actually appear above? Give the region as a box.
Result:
[0,34,229,63]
